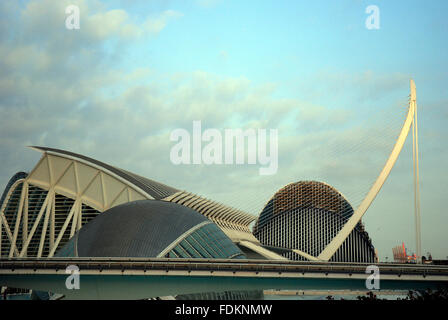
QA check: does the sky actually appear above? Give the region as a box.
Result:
[0,0,447,260]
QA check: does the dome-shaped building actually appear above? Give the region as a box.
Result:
[57,199,245,260]
[53,199,265,300]
[253,181,376,262]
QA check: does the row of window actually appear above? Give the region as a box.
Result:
[254,207,375,263]
[167,223,245,259]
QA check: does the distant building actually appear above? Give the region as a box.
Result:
[392,243,417,263]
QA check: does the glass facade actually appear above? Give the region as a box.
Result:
[167,223,245,259]
[54,235,76,257]
[1,175,100,258]
[254,181,376,263]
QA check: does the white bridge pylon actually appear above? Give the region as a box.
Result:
[311,80,421,262]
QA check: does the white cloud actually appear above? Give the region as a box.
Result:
[143,10,183,34]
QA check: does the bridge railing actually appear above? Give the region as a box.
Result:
[1,258,448,278]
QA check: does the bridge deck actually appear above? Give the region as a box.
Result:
[2,258,448,276]
[1,258,447,299]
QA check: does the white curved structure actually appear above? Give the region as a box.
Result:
[0,148,162,258]
[1,147,282,259]
[317,79,420,261]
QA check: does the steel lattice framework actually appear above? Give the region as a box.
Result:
[0,147,277,259]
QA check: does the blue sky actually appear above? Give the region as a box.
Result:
[100,0,448,92]
[1,0,447,260]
